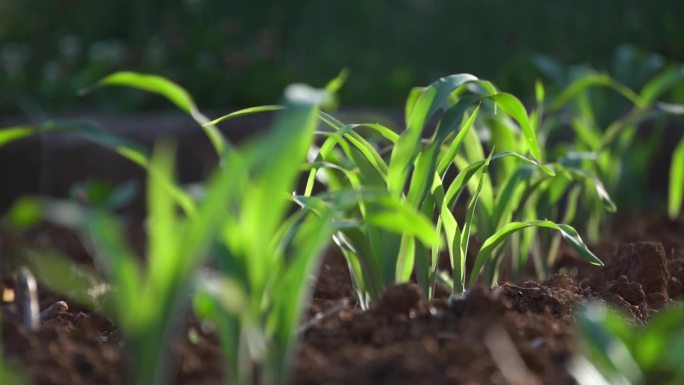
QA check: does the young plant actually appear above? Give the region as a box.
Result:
[571,302,684,385]
[4,73,339,385]
[304,74,601,304]
[534,60,684,237]
[456,99,613,282]
[191,84,336,385]
[8,139,241,385]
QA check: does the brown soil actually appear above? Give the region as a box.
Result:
[2,213,683,385]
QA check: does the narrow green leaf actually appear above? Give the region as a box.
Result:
[388,86,436,196]
[444,152,553,210]
[436,105,481,175]
[390,74,481,197]
[269,209,335,384]
[205,105,283,127]
[535,80,545,105]
[558,165,617,213]
[455,152,492,292]
[669,138,684,219]
[147,142,179,289]
[395,235,416,283]
[640,66,684,105]
[86,71,227,156]
[325,68,350,94]
[4,197,41,229]
[365,197,440,247]
[87,71,196,114]
[469,220,602,288]
[0,126,37,147]
[489,93,542,160]
[551,73,646,110]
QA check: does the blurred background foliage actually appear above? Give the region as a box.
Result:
[1,0,683,115]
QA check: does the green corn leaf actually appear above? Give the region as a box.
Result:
[406,144,440,207]
[389,74,481,196]
[637,305,684,369]
[325,68,350,94]
[489,93,542,160]
[407,97,481,208]
[395,234,416,283]
[444,152,554,211]
[353,123,400,143]
[86,71,196,114]
[404,88,423,125]
[454,152,492,293]
[570,117,603,151]
[318,113,390,176]
[147,142,179,290]
[268,209,335,385]
[4,196,42,229]
[576,303,644,384]
[388,86,436,196]
[640,65,684,105]
[557,165,617,213]
[86,212,146,328]
[436,105,481,175]
[338,226,383,306]
[426,74,481,117]
[491,167,534,230]
[85,71,227,156]
[24,248,114,315]
[551,73,646,111]
[205,105,283,127]
[669,138,684,219]
[364,197,440,248]
[0,126,37,147]
[469,220,602,288]
[488,116,522,178]
[535,80,546,105]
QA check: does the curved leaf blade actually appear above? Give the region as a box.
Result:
[469,220,602,288]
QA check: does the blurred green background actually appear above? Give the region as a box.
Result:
[1,0,683,114]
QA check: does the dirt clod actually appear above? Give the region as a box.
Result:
[378,283,422,314]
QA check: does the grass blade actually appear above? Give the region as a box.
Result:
[0,126,38,147]
[469,220,602,288]
[551,73,645,111]
[85,71,227,156]
[364,197,440,248]
[640,65,684,105]
[490,93,542,160]
[669,138,684,219]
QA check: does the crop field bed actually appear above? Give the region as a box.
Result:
[1,213,683,385]
[1,70,684,385]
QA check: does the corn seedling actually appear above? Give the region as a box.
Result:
[9,139,242,385]
[534,63,684,236]
[571,302,684,385]
[191,83,336,385]
[457,97,613,282]
[302,74,601,304]
[3,73,341,384]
